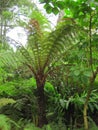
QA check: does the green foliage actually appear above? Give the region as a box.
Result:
[0,0,98,129]
[29,9,51,31]
[0,114,11,130]
[2,11,12,19]
[24,20,80,79]
[24,123,41,130]
[0,98,16,108]
[45,82,55,93]
[40,0,98,18]
[39,0,65,14]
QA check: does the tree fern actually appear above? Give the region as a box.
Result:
[20,20,80,77]
[0,11,83,127]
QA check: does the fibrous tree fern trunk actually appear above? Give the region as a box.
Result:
[36,75,48,127]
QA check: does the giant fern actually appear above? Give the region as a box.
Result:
[19,19,80,77]
[0,11,83,127]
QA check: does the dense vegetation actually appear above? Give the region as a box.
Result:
[0,0,98,130]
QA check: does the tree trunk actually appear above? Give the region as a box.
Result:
[83,89,91,130]
[83,68,98,130]
[36,81,48,128]
[83,103,88,130]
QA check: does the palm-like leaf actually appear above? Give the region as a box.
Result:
[1,19,81,79]
[21,20,80,77]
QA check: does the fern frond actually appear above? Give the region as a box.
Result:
[20,20,81,76]
[41,22,80,72]
[0,50,20,68]
[0,98,16,108]
[1,18,82,78]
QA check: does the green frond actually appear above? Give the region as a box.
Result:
[29,9,51,32]
[21,20,81,75]
[0,50,22,69]
[0,114,11,130]
[1,19,81,77]
[0,98,16,108]
[41,22,80,71]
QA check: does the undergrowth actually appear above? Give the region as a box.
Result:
[0,114,98,130]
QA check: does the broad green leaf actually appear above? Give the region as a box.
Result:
[56,1,65,10]
[44,4,53,14]
[84,71,92,77]
[74,70,80,76]
[52,7,59,15]
[59,99,65,108]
